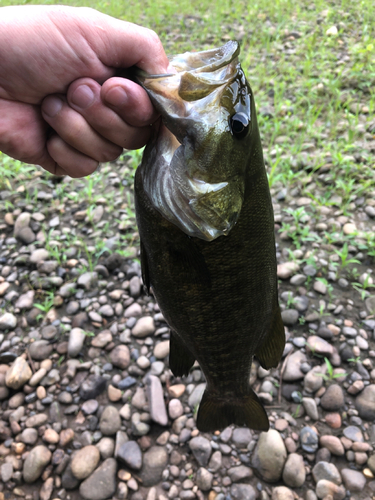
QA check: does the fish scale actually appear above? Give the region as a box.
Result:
[134,41,285,432]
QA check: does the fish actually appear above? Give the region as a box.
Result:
[134,41,285,432]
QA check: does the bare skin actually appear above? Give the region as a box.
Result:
[0,5,170,177]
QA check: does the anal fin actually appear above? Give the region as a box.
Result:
[197,388,269,432]
[255,303,285,369]
[169,331,195,377]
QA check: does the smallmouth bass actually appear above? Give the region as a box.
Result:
[134,41,285,432]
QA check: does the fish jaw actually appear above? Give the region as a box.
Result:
[137,41,252,241]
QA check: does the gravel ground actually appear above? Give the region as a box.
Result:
[1,4,375,500]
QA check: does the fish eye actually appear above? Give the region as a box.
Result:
[229,112,250,139]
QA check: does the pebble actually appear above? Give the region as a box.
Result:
[117,440,142,470]
[147,374,168,426]
[77,271,98,290]
[168,398,184,419]
[189,436,212,467]
[29,340,53,360]
[153,340,170,359]
[0,312,17,330]
[67,327,86,356]
[79,458,117,500]
[272,486,294,500]
[319,435,345,456]
[343,425,363,442]
[282,452,306,487]
[312,461,342,485]
[23,445,52,483]
[306,335,333,356]
[251,429,286,482]
[230,483,257,500]
[340,468,366,492]
[132,316,155,337]
[71,445,100,479]
[283,350,306,381]
[303,397,319,420]
[100,406,121,435]
[141,446,168,486]
[320,384,344,411]
[300,426,319,453]
[228,465,253,482]
[355,384,375,419]
[277,262,299,279]
[79,375,107,400]
[5,357,32,389]
[15,290,34,309]
[315,480,346,500]
[196,467,213,491]
[110,344,130,369]
[304,365,324,393]
[281,309,299,325]
[232,427,252,448]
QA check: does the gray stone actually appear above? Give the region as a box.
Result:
[320,384,344,411]
[20,428,38,445]
[302,397,319,420]
[23,445,52,483]
[82,399,99,415]
[5,357,32,389]
[30,248,49,264]
[189,436,212,466]
[77,271,98,290]
[232,427,252,448]
[132,316,155,338]
[343,425,363,442]
[59,283,77,298]
[272,487,294,500]
[312,461,341,485]
[230,483,257,500]
[100,406,121,435]
[303,365,325,393]
[68,327,86,357]
[79,458,117,500]
[0,312,17,330]
[356,384,375,420]
[117,440,142,470]
[306,335,334,356]
[29,340,53,360]
[315,480,345,500]
[188,383,206,409]
[14,212,35,243]
[15,290,35,309]
[196,467,213,491]
[96,437,115,459]
[228,465,253,482]
[41,368,60,386]
[79,375,107,400]
[281,309,299,326]
[282,350,306,381]
[251,429,287,482]
[71,445,100,480]
[1,462,13,482]
[110,344,130,369]
[147,374,168,426]
[300,426,319,453]
[340,468,366,492]
[282,453,305,487]
[208,450,222,472]
[140,446,168,486]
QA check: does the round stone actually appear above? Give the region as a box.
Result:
[23,445,52,483]
[71,445,101,479]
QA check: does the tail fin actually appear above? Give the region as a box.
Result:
[196,388,269,432]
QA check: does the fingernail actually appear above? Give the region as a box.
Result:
[43,96,63,117]
[70,85,94,109]
[105,86,128,106]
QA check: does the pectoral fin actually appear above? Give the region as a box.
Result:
[255,304,285,369]
[169,331,196,377]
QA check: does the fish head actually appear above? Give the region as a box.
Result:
[138,41,258,241]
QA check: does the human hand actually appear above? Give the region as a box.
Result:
[0,5,169,177]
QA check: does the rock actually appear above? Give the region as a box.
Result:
[30,248,49,264]
[325,413,342,429]
[189,436,212,467]
[303,397,319,420]
[300,426,319,453]
[313,280,327,295]
[188,383,206,409]
[82,399,99,415]
[71,445,100,479]
[141,446,168,486]
[281,309,299,326]
[0,312,17,330]
[282,453,305,487]
[232,427,252,448]
[153,340,170,359]
[319,435,344,456]
[272,487,294,500]
[23,445,52,483]
[43,428,59,444]
[110,344,130,369]
[5,357,32,389]
[312,462,341,485]
[29,340,53,360]
[343,425,363,442]
[91,330,112,348]
[100,406,121,435]
[20,428,38,445]
[124,302,142,317]
[97,437,115,459]
[25,413,48,428]
[340,468,366,492]
[282,350,306,381]
[277,261,299,279]
[196,467,213,491]
[355,384,375,420]
[132,316,155,338]
[304,365,325,393]
[306,335,334,356]
[1,462,13,482]
[230,483,257,500]
[251,429,287,482]
[68,328,86,357]
[320,384,344,411]
[117,440,142,470]
[60,428,75,447]
[79,458,117,500]
[79,375,107,400]
[15,290,34,309]
[228,465,253,482]
[14,212,35,243]
[169,398,184,419]
[147,374,168,426]
[77,271,98,290]
[315,480,345,500]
